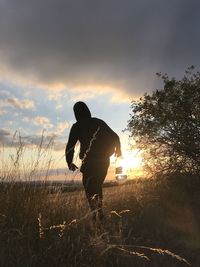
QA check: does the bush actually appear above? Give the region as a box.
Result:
[127,66,200,176]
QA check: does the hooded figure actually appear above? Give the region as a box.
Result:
[65,101,121,223]
[73,101,91,122]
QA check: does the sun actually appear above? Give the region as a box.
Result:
[122,150,143,171]
[110,149,143,173]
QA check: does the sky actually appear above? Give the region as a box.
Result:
[0,0,200,173]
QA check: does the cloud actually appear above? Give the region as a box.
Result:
[0,99,8,109]
[7,97,35,109]
[0,110,6,116]
[24,133,56,147]
[55,103,63,110]
[0,129,25,147]
[0,129,21,147]
[0,0,199,98]
[36,120,70,137]
[0,129,11,144]
[33,116,53,129]
[48,92,62,101]
[47,91,64,109]
[0,89,11,97]
[0,96,35,110]
[55,122,70,135]
[25,133,66,151]
[0,128,66,151]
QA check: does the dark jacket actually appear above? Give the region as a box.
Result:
[65,102,121,169]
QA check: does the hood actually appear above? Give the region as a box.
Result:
[73,101,91,122]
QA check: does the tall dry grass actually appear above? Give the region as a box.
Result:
[0,136,199,266]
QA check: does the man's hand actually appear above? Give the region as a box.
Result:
[69,163,78,171]
[115,147,122,158]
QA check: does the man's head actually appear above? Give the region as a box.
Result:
[73,101,91,122]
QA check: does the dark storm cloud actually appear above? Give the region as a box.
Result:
[0,0,200,95]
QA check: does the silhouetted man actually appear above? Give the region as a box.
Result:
[65,101,122,223]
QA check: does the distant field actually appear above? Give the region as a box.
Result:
[0,174,200,267]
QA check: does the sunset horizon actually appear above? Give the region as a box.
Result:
[1,1,200,180]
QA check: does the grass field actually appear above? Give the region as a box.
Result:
[0,173,200,267]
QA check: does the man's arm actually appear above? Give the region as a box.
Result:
[65,124,78,170]
[113,132,122,157]
[101,119,122,157]
[115,135,122,157]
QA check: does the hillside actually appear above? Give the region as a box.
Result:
[0,174,200,267]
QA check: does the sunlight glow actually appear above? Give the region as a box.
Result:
[122,150,143,171]
[110,149,143,178]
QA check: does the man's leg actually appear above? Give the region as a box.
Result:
[82,174,100,222]
[82,158,109,223]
